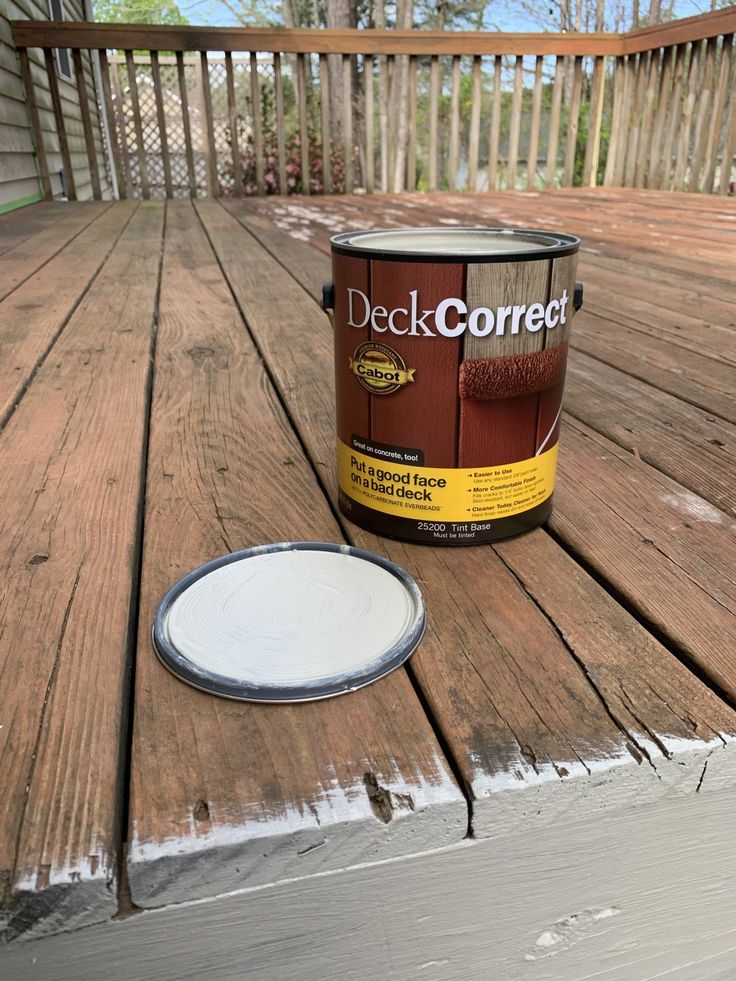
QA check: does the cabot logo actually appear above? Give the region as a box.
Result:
[349,342,416,395]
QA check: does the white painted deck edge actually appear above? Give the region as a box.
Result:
[5,774,736,981]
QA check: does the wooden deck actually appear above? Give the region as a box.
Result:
[2,188,736,980]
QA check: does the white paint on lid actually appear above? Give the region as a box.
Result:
[340,228,562,254]
[165,549,419,687]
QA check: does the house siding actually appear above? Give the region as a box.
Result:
[0,0,111,209]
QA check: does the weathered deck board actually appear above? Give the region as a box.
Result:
[551,417,736,701]
[126,201,466,909]
[0,203,112,303]
[0,203,163,942]
[198,199,736,838]
[0,202,138,428]
[0,202,70,258]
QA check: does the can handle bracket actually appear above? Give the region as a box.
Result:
[322,282,335,312]
[574,282,583,312]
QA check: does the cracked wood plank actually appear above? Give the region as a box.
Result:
[193,200,736,839]
[0,203,164,942]
[126,200,466,910]
[564,350,736,515]
[549,416,736,702]
[0,202,139,428]
[0,202,112,303]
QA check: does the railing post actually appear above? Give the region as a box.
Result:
[319,54,332,193]
[44,47,77,200]
[545,56,564,189]
[273,53,288,196]
[18,47,52,201]
[224,52,243,197]
[198,51,218,198]
[109,55,133,198]
[71,48,102,199]
[703,34,733,194]
[363,54,374,194]
[563,56,583,187]
[526,55,543,191]
[296,53,310,195]
[150,51,173,198]
[582,55,606,187]
[125,50,149,198]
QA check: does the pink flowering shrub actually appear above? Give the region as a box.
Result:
[225,129,354,195]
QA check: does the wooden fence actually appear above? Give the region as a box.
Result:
[12,8,736,200]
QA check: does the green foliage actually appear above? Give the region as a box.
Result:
[92,0,188,25]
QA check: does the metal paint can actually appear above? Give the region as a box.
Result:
[324,227,582,546]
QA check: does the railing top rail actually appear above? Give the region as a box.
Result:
[11,7,736,56]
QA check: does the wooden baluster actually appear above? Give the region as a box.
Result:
[582,55,605,187]
[19,48,52,201]
[319,54,332,193]
[428,55,440,192]
[249,52,265,196]
[343,54,353,193]
[545,56,564,189]
[562,55,583,187]
[688,36,718,191]
[488,55,503,191]
[634,48,660,187]
[448,55,461,191]
[673,41,703,190]
[718,39,736,194]
[407,56,417,192]
[624,53,647,186]
[364,54,374,194]
[603,56,624,186]
[174,53,196,198]
[526,55,543,190]
[44,47,77,200]
[467,56,481,192]
[273,53,287,196]
[150,51,173,198]
[612,55,635,185]
[508,55,523,190]
[110,56,133,198]
[71,48,101,199]
[647,45,675,189]
[296,53,310,195]
[224,52,243,197]
[660,45,686,189]
[704,34,733,194]
[199,51,219,197]
[124,50,149,198]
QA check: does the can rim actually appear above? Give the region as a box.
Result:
[330,226,580,263]
[152,541,426,703]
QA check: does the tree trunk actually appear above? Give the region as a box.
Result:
[632,0,640,28]
[646,0,662,23]
[596,0,605,31]
[326,0,355,143]
[391,0,413,192]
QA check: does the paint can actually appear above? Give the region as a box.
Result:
[324,227,582,546]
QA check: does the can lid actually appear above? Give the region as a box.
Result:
[331,226,580,263]
[152,542,426,703]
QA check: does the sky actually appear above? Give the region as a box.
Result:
[174,0,725,31]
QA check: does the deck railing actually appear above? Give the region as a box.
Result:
[12,8,736,201]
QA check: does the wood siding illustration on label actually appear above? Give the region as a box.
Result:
[459,258,552,467]
[369,260,464,467]
[537,253,578,455]
[333,252,370,446]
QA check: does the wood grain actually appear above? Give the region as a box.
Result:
[0,203,111,303]
[127,200,466,908]
[0,202,137,427]
[551,416,736,702]
[0,203,164,941]
[0,203,69,257]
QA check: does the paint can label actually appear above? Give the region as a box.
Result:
[331,234,579,545]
